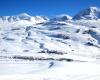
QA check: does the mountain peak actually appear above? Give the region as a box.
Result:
[17,13,31,20]
[51,14,72,21]
[73,6,100,20]
[87,6,98,13]
[18,13,31,17]
[89,6,98,10]
[56,14,72,19]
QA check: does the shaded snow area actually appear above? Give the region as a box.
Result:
[0,7,100,79]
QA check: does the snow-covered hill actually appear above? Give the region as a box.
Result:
[0,6,100,80]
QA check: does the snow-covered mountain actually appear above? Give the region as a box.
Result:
[0,13,49,24]
[51,14,72,21]
[73,7,100,20]
[0,9,100,62]
[0,7,100,79]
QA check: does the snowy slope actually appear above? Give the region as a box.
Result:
[1,19,100,59]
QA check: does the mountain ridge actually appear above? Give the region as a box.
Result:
[0,6,100,24]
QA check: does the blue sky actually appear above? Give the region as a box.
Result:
[0,0,100,17]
